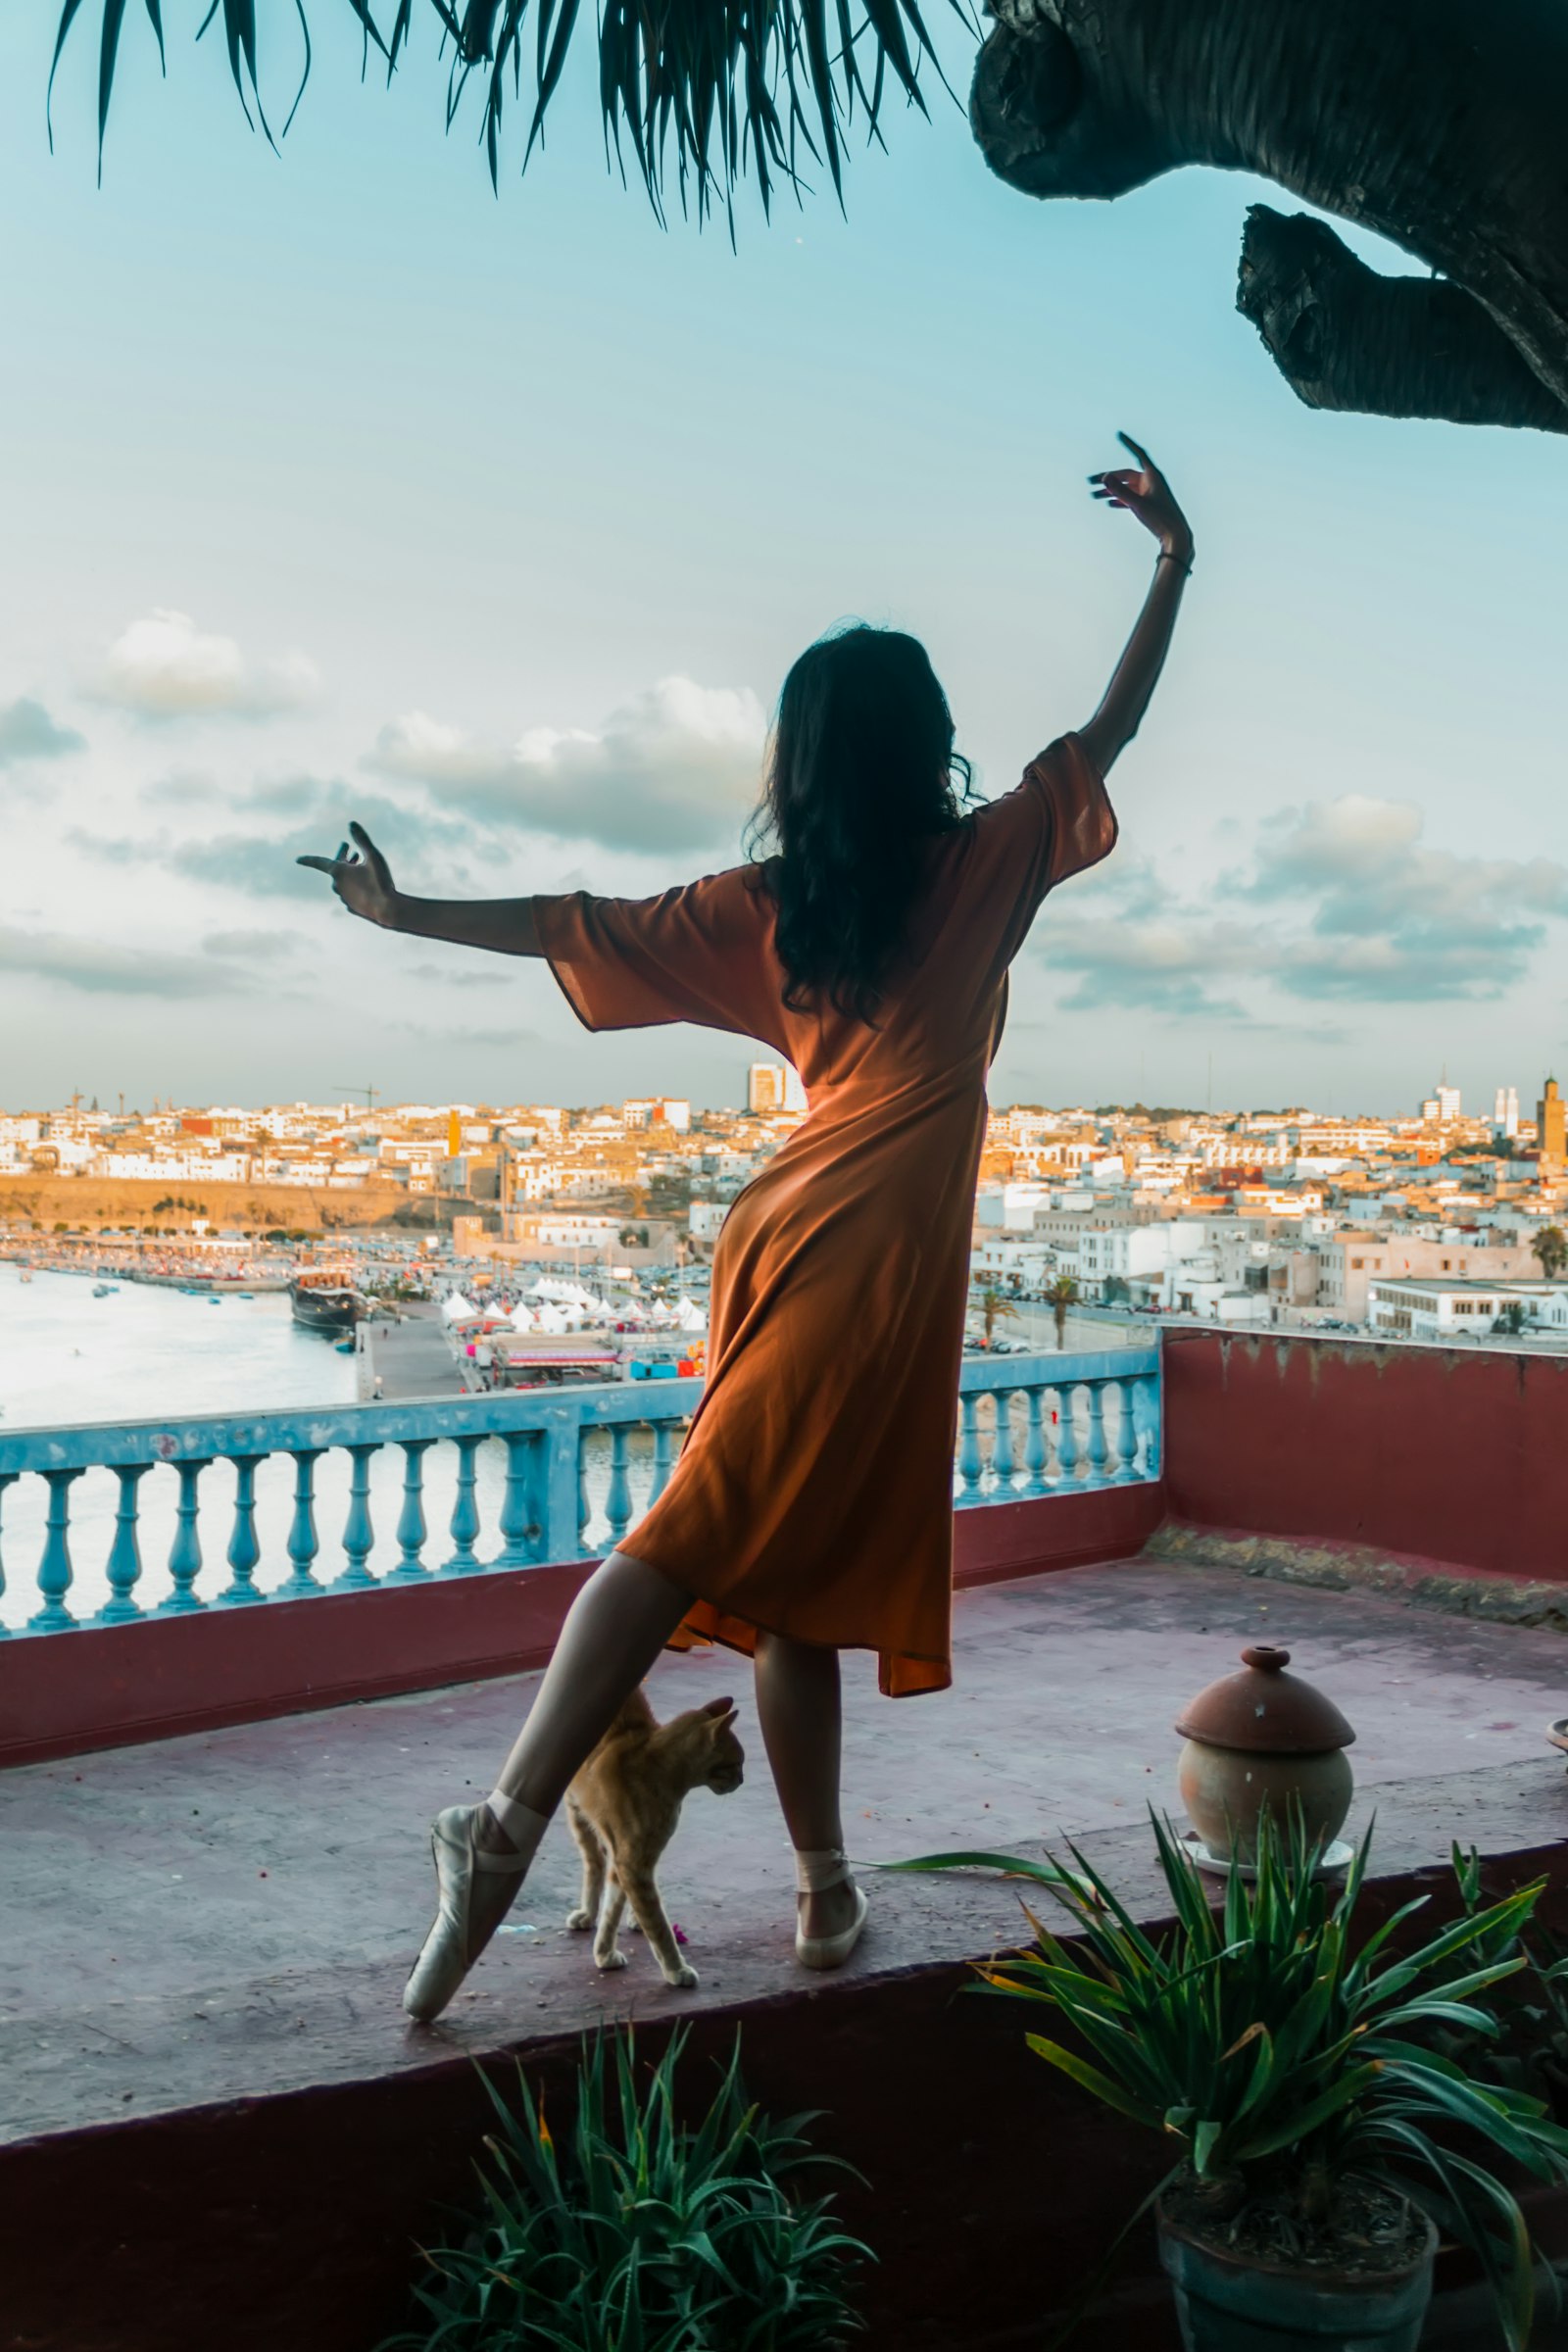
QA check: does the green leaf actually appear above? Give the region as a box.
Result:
[1023,2034,1165,2131]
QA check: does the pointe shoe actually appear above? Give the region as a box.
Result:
[404,1804,533,2024]
[794,1845,869,1972]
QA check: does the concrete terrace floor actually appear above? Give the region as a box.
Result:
[4,1560,1568,2145]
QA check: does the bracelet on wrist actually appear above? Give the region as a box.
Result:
[1157,548,1195,575]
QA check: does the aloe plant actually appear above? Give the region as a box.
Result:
[888,1813,1568,2352]
[379,2025,870,2351]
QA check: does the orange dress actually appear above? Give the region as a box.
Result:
[533,733,1117,1695]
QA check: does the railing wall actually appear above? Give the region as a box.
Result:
[0,1348,1159,1636]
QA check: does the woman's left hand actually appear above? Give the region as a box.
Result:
[297,821,401,927]
[1089,433,1194,564]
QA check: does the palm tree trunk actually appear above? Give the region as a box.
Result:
[969,0,1568,430]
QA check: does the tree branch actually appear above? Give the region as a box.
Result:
[1237,208,1568,435]
[968,0,1568,431]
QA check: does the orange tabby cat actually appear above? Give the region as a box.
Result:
[564,1688,744,1989]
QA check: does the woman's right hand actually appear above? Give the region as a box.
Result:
[1089,432,1194,564]
[297,821,401,927]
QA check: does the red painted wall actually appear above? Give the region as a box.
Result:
[0,1482,1162,1769]
[1163,1329,1568,1580]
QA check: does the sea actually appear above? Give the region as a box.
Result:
[0,1264,1131,1629]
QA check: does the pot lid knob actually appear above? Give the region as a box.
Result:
[1174,1644,1355,1754]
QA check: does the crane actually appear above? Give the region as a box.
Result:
[336,1083,381,1111]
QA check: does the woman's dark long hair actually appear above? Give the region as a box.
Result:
[744,625,973,1024]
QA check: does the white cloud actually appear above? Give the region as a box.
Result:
[0,924,256,999]
[97,610,320,719]
[367,675,767,854]
[1035,795,1568,1016]
[0,696,84,769]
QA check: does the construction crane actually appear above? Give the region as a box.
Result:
[335,1084,381,1111]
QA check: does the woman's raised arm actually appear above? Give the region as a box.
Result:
[1077,434,1194,778]
[297,821,543,956]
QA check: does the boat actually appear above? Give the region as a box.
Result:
[91,1282,120,1298]
[289,1265,364,1336]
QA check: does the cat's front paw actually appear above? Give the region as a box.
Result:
[566,1907,595,1932]
[662,1960,700,1990]
[594,1947,628,1972]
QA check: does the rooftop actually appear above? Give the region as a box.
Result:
[6,1329,1568,2352]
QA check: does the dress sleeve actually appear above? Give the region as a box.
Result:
[971,731,1118,957]
[532,865,787,1047]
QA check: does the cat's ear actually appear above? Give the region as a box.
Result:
[699,1695,735,1719]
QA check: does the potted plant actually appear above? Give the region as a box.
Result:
[891,1814,1568,2351]
[379,2025,871,2351]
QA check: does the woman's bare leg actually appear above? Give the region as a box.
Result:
[752,1630,859,1940]
[464,1549,693,1939]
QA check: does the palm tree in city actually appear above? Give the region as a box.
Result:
[1044,1275,1079,1350]
[56,2,1568,435]
[1533,1225,1568,1280]
[979,1286,1017,1348]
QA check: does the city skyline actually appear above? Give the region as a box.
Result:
[3,16,1567,1115]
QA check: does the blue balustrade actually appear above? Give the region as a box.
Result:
[0,1346,1159,1635]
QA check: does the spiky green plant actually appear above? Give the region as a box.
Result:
[378,2025,871,2352]
[887,1813,1568,2352]
[49,0,970,219]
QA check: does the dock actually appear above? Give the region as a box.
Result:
[356,1305,463,1402]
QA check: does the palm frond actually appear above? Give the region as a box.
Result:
[50,0,974,218]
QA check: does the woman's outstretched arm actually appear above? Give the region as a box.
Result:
[298,823,543,955]
[1078,434,1194,778]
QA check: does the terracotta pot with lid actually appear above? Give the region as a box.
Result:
[1175,1644,1355,1864]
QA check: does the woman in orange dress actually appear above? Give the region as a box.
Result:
[302,437,1194,2018]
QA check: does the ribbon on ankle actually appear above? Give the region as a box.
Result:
[485,1788,550,1859]
[794,1845,852,1893]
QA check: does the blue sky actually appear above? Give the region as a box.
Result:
[2,5,1565,1117]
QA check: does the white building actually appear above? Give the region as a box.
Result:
[1367,1278,1509,1338]
[975,1181,1055,1231]
[622,1098,692,1133]
[689,1200,729,1244]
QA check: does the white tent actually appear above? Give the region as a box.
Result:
[441,1292,478,1323]
[529,1277,599,1306]
[509,1302,537,1331]
[675,1298,708,1332]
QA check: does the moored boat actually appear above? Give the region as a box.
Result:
[289,1265,364,1335]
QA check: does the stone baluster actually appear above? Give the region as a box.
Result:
[990,1389,1018,1493]
[1053,1386,1080,1485]
[220,1454,266,1605]
[605,1426,634,1550]
[166,1457,210,1613]
[280,1448,324,1596]
[0,1469,17,1638]
[1133,1373,1161,1478]
[496,1432,539,1569]
[99,1463,154,1623]
[1085,1382,1110,1485]
[649,1418,678,1507]
[443,1435,483,1574]
[339,1443,382,1588]
[1109,1381,1141,1481]
[1022,1387,1051,1494]
[388,1440,434,1582]
[956,1392,985,1498]
[577,1426,595,1554]
[31,1466,84,1630]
